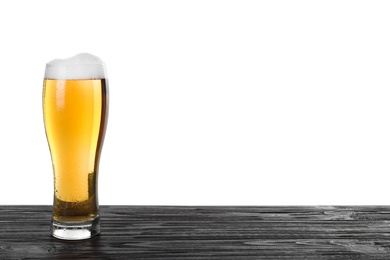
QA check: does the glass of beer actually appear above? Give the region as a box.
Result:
[43,53,108,240]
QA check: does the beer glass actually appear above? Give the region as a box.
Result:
[43,53,108,240]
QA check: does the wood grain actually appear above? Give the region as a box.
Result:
[1,206,390,259]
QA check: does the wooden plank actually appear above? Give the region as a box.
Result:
[1,206,390,259]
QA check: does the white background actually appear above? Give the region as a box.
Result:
[1,0,390,205]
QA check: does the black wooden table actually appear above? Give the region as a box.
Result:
[1,206,390,259]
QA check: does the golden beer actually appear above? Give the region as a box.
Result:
[43,53,108,240]
[43,79,107,220]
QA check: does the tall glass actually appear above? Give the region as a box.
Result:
[43,53,108,240]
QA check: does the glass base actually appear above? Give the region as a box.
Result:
[51,216,100,240]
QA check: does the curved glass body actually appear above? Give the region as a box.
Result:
[43,55,108,240]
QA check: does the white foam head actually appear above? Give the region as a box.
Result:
[45,53,106,80]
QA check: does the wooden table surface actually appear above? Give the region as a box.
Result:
[1,206,390,259]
